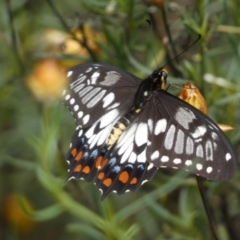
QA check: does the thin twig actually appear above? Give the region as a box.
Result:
[5,0,25,74]
[45,0,97,61]
[147,6,182,77]
[160,6,178,60]
[220,191,237,240]
[196,176,219,240]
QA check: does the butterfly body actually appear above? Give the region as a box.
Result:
[63,63,237,199]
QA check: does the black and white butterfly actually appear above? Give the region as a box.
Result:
[63,63,237,200]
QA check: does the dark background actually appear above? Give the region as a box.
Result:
[0,0,239,239]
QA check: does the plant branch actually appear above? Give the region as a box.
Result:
[5,0,25,74]
[46,0,97,61]
[196,176,219,240]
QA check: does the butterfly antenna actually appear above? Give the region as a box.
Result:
[146,19,160,69]
[161,34,201,69]
[146,19,201,70]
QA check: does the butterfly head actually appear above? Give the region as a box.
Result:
[151,68,168,90]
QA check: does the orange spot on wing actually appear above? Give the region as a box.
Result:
[75,151,83,161]
[98,172,105,180]
[130,177,138,185]
[95,156,103,168]
[71,148,77,157]
[100,159,108,168]
[103,178,112,187]
[119,171,129,183]
[82,166,90,174]
[74,164,82,172]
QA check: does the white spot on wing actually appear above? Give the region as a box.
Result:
[74,83,85,93]
[225,153,231,161]
[196,145,204,158]
[141,180,148,186]
[89,129,104,149]
[154,119,167,135]
[211,132,218,140]
[68,176,76,180]
[100,109,119,128]
[164,124,176,150]
[173,158,181,164]
[67,71,73,77]
[79,86,93,98]
[65,94,70,100]
[196,164,203,170]
[118,135,134,156]
[99,71,120,86]
[120,143,133,163]
[70,75,87,89]
[74,105,79,111]
[151,150,159,160]
[192,126,207,139]
[78,111,83,118]
[206,166,213,173]
[205,140,213,161]
[107,102,120,110]
[70,98,75,105]
[135,123,148,146]
[117,123,137,148]
[137,149,147,163]
[90,71,100,84]
[161,156,169,162]
[186,137,194,154]
[174,129,184,154]
[148,119,153,133]
[129,152,137,163]
[147,163,154,170]
[86,67,92,73]
[174,107,196,129]
[87,90,107,108]
[88,133,96,146]
[82,87,102,105]
[103,93,115,108]
[185,160,192,166]
[82,114,90,125]
[78,129,83,136]
[97,125,112,146]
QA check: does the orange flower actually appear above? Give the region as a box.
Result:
[178,82,233,132]
[178,82,208,115]
[3,194,36,235]
[26,58,68,104]
[28,24,104,68]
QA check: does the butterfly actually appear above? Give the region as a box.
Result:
[63,63,237,200]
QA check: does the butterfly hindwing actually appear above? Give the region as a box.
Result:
[97,89,236,195]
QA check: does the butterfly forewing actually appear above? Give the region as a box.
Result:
[64,63,237,199]
[63,63,139,128]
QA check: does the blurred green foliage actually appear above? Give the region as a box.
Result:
[0,0,239,239]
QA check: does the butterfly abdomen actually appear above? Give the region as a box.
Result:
[106,106,143,149]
